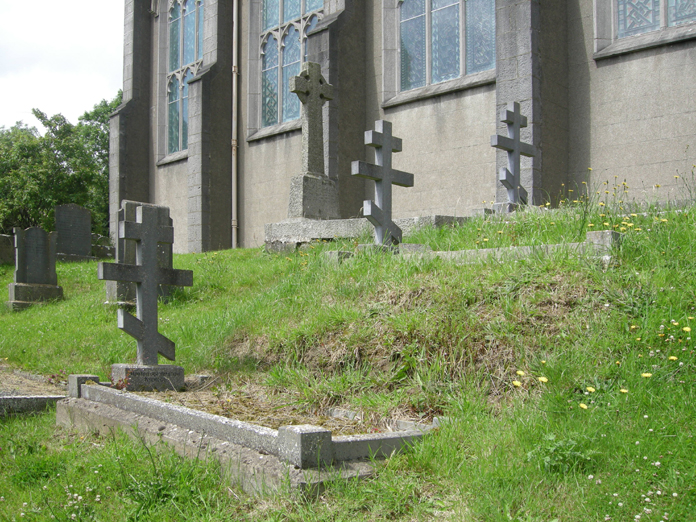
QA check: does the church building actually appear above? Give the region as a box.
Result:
[110,0,696,252]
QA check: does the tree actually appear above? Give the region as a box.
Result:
[0,91,122,236]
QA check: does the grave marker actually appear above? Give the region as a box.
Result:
[286,62,340,220]
[55,203,94,261]
[98,204,193,391]
[7,227,63,310]
[491,101,535,207]
[351,120,414,246]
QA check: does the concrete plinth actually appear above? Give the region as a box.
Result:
[111,364,184,392]
[287,174,341,220]
[7,283,64,310]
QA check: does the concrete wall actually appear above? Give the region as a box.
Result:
[568,0,696,202]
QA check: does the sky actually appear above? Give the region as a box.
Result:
[0,1,125,131]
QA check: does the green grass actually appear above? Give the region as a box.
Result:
[2,197,696,520]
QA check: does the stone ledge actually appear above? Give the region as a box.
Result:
[0,395,65,416]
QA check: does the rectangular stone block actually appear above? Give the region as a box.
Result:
[111,364,185,392]
[0,235,12,265]
[68,374,101,398]
[278,425,334,469]
[8,283,63,305]
[55,204,92,257]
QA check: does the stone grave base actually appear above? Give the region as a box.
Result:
[265,215,466,253]
[7,283,64,310]
[111,364,185,392]
[58,382,435,495]
[287,174,341,221]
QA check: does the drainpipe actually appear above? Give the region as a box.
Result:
[231,0,239,248]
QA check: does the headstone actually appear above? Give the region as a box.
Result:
[286,62,340,220]
[351,120,414,246]
[105,200,174,305]
[7,227,63,310]
[98,204,193,391]
[491,101,535,210]
[0,235,13,265]
[55,204,95,261]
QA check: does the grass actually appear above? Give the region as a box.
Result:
[2,185,696,520]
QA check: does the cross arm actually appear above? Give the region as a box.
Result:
[289,75,309,95]
[392,169,414,188]
[98,262,144,283]
[519,142,535,158]
[364,131,403,152]
[158,268,193,287]
[491,135,514,152]
[351,161,383,181]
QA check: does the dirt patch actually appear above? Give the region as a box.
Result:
[0,363,67,397]
[136,377,386,436]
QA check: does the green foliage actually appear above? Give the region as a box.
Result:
[526,433,600,473]
[0,91,122,236]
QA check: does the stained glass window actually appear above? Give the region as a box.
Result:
[399,0,495,93]
[260,0,324,127]
[668,0,696,26]
[167,0,204,154]
[617,0,660,38]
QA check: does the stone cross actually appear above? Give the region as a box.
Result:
[290,62,333,177]
[491,101,535,205]
[351,120,414,246]
[98,205,193,366]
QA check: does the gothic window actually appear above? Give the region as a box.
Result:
[167,0,205,154]
[260,0,323,127]
[399,0,495,92]
[617,0,696,39]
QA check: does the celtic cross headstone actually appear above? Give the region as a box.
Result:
[98,204,193,391]
[351,120,414,246]
[491,102,535,206]
[290,61,334,177]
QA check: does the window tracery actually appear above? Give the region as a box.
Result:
[167,0,204,154]
[260,0,323,127]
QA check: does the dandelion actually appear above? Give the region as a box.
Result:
[683,327,691,333]
[669,356,678,361]
[587,386,596,392]
[538,376,548,383]
[516,370,525,376]
[513,380,522,387]
[541,360,546,364]
[641,373,653,378]
[588,223,595,227]
[620,389,628,393]
[616,361,621,365]
[579,403,588,409]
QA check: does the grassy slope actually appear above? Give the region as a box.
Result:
[1,202,695,521]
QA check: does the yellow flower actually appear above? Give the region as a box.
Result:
[579,403,588,410]
[588,223,595,227]
[616,361,621,365]
[620,227,627,232]
[631,213,637,217]
[630,325,639,330]
[541,360,546,364]
[586,386,596,393]
[516,370,525,376]
[538,376,548,383]
[689,316,694,320]
[636,337,641,341]
[669,356,678,361]
[620,389,628,394]
[604,222,610,226]
[513,380,522,387]
[641,373,653,378]
[483,238,489,242]
[683,327,691,333]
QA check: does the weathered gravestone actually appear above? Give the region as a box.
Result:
[98,204,193,391]
[491,101,535,211]
[105,201,174,305]
[287,62,340,220]
[55,204,96,262]
[7,227,63,310]
[0,235,13,265]
[351,120,415,246]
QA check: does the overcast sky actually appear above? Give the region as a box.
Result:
[0,1,125,131]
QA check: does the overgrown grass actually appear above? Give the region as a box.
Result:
[2,192,696,520]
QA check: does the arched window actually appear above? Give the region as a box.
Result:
[260,0,323,127]
[167,0,205,154]
[399,0,495,92]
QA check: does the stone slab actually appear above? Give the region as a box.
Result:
[111,364,185,392]
[265,215,466,252]
[0,395,64,416]
[287,174,340,220]
[57,398,374,496]
[7,283,64,310]
[55,203,92,257]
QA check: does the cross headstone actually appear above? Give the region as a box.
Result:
[491,102,535,206]
[105,200,173,305]
[351,120,414,246]
[290,62,334,177]
[55,203,94,261]
[7,227,63,310]
[98,204,192,390]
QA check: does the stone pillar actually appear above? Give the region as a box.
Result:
[109,0,153,242]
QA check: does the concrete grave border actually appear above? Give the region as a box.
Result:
[0,396,65,416]
[57,382,437,494]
